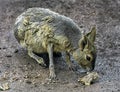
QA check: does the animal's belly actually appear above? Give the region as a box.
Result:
[29,38,68,53]
[31,44,47,53]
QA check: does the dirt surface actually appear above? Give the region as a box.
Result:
[0,0,120,92]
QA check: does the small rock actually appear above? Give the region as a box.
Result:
[24,75,29,79]
[2,46,7,49]
[26,80,32,84]
[41,82,45,85]
[19,80,23,83]
[34,84,38,87]
[12,77,19,82]
[5,54,12,57]
[62,81,69,84]
[73,84,79,88]
[0,83,10,91]
[0,61,2,64]
[101,86,103,88]
[47,87,53,90]
[0,72,9,81]
[14,49,18,53]
[34,74,41,78]
[117,89,120,91]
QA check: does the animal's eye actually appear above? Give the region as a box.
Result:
[86,55,91,61]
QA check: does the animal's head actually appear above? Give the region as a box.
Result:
[73,27,96,72]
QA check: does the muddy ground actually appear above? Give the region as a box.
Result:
[0,0,120,92]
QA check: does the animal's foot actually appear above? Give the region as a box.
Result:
[68,65,77,71]
[49,70,56,80]
[37,58,46,67]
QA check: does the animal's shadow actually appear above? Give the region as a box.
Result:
[33,52,62,68]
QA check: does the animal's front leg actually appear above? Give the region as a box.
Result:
[66,52,76,71]
[28,49,46,67]
[47,43,56,79]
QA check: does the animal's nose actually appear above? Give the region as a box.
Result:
[89,67,94,72]
[90,68,94,71]
[86,67,94,72]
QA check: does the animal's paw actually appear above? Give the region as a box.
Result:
[39,62,47,67]
[68,65,77,71]
[49,71,56,80]
[37,58,46,67]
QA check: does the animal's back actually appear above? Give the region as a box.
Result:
[14,8,82,51]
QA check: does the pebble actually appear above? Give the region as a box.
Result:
[0,83,10,91]
[2,46,7,49]
[14,49,18,53]
[5,54,12,57]
[0,61,2,64]
[26,80,32,84]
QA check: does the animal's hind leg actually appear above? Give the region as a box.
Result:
[28,50,46,67]
[47,43,56,79]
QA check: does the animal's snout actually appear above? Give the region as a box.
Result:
[89,67,94,72]
[86,66,95,72]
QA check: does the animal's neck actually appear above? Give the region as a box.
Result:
[66,46,77,55]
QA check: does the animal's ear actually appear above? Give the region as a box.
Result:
[79,36,91,51]
[85,27,96,43]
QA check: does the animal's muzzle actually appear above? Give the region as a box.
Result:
[86,66,94,72]
[89,66,95,72]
